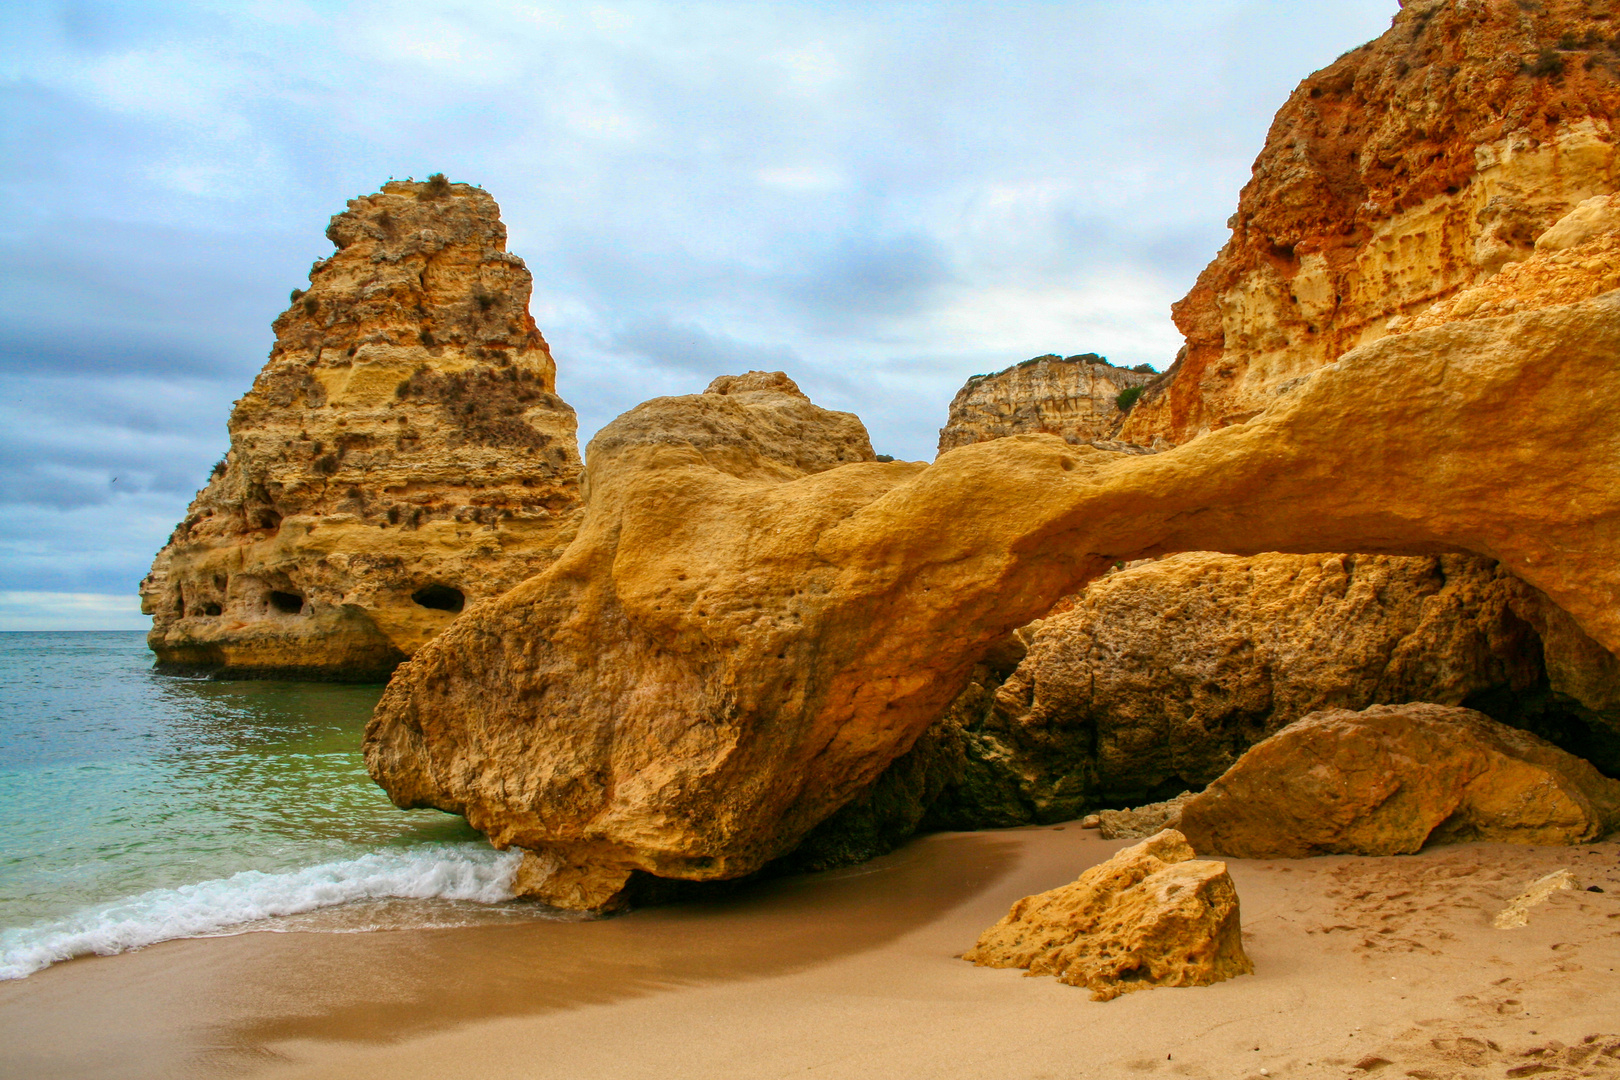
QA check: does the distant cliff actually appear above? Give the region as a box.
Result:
[1123,0,1620,445]
[141,179,582,679]
[936,354,1155,455]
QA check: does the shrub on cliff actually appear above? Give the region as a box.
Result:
[1116,386,1143,412]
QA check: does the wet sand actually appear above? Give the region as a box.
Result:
[3,826,1618,1079]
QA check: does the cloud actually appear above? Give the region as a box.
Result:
[0,591,148,632]
[0,0,1403,627]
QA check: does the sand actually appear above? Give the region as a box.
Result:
[2,825,1618,1079]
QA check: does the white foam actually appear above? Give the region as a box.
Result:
[0,843,523,980]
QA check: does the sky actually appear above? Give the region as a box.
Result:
[0,0,1399,630]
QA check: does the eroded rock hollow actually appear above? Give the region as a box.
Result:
[143,179,582,679]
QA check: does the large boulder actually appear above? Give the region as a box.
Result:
[1177,704,1620,859]
[142,179,582,679]
[963,830,1251,1000]
[925,551,1560,828]
[365,277,1620,908]
[1122,0,1620,447]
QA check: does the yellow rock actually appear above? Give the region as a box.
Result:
[1493,869,1580,930]
[963,829,1251,1000]
[937,354,1153,454]
[141,180,582,678]
[365,281,1620,909]
[1177,704,1620,859]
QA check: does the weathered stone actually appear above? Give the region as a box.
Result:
[928,551,1555,827]
[142,179,581,679]
[1122,0,1620,446]
[937,354,1154,455]
[1097,793,1194,841]
[1178,704,1620,859]
[365,278,1620,909]
[1493,869,1580,930]
[963,830,1251,1000]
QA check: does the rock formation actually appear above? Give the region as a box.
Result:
[962,830,1251,1000]
[1122,0,1620,446]
[936,354,1155,455]
[1177,704,1620,859]
[922,550,1594,830]
[142,179,582,679]
[365,276,1620,909]
[1084,793,1194,841]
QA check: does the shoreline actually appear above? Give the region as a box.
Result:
[3,826,1618,1079]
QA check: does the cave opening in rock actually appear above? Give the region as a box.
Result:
[268,591,304,614]
[201,602,223,617]
[412,584,465,613]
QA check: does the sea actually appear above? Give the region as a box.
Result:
[0,631,557,981]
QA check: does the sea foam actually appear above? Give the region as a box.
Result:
[0,843,523,980]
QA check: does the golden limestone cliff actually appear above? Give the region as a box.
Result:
[936,354,1157,455]
[1121,0,1620,446]
[366,275,1620,910]
[141,179,582,679]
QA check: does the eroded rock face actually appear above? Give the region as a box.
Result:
[937,354,1155,455]
[963,830,1251,1000]
[1122,0,1620,446]
[142,180,582,678]
[366,282,1620,909]
[927,551,1559,827]
[1178,704,1620,859]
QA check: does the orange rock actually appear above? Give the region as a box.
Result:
[142,180,582,678]
[365,278,1620,908]
[963,830,1251,1000]
[1177,704,1620,859]
[1122,0,1620,446]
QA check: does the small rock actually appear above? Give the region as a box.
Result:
[1494,870,1579,929]
[963,829,1252,1000]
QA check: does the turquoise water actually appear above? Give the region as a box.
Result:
[0,632,544,978]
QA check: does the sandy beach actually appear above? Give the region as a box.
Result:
[3,825,1617,1080]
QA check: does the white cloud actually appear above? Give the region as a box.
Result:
[0,592,148,632]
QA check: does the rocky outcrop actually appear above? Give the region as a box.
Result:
[141,179,582,679]
[924,551,1574,828]
[1084,793,1194,841]
[962,830,1251,1000]
[365,277,1620,909]
[1122,0,1620,446]
[936,354,1155,455]
[1178,704,1620,859]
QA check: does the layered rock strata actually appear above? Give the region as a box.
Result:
[366,283,1620,909]
[142,180,582,678]
[1178,704,1620,858]
[1122,0,1620,446]
[963,830,1251,1000]
[936,354,1155,454]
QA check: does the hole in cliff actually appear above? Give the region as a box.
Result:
[256,509,282,531]
[268,591,304,615]
[202,602,223,617]
[412,584,465,613]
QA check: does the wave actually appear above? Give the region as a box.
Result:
[0,843,524,980]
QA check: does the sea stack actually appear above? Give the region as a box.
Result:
[141,178,582,679]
